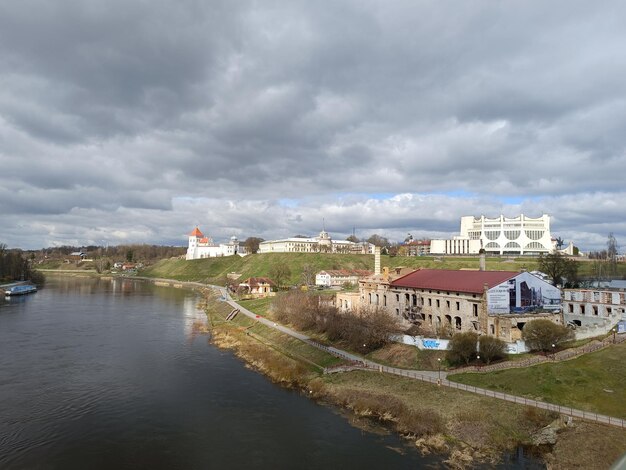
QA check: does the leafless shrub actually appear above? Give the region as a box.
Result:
[272,292,402,353]
[397,408,445,436]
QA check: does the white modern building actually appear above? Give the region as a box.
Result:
[258,230,375,254]
[430,214,568,256]
[186,227,247,260]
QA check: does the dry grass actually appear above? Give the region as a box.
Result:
[329,387,445,437]
[544,421,626,470]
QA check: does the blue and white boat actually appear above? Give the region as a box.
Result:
[4,284,38,296]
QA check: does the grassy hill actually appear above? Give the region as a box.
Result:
[141,253,538,285]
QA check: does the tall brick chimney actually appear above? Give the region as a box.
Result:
[374,246,381,275]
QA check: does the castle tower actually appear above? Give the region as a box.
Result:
[186,227,204,260]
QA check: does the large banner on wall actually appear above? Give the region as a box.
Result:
[487,272,561,314]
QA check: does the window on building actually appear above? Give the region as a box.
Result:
[428,298,432,306]
[396,294,399,302]
[580,305,585,315]
[412,294,417,306]
[446,300,450,309]
[383,295,387,307]
[473,304,478,316]
[456,301,460,310]
[436,299,440,308]
[568,304,574,313]
[593,306,598,316]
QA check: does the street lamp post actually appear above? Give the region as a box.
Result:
[613,327,617,344]
[437,358,441,386]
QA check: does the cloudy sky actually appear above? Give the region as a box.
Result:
[1,1,625,251]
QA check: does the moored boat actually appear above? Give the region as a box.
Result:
[4,284,38,296]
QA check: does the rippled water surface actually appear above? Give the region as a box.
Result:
[0,276,450,469]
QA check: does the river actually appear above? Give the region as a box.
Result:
[0,276,542,469]
[0,276,444,469]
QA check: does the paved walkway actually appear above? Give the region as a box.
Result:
[215,286,625,430]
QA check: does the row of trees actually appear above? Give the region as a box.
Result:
[38,244,186,262]
[0,244,44,284]
[272,290,401,353]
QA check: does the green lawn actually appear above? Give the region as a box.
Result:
[237,297,273,316]
[449,342,626,419]
[141,253,539,286]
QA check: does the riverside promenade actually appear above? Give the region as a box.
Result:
[215,286,625,430]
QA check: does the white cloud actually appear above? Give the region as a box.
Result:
[0,1,625,252]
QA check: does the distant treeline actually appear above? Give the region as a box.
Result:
[0,244,44,284]
[40,244,186,262]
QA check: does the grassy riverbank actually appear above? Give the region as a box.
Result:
[449,342,626,419]
[142,253,538,286]
[202,290,626,468]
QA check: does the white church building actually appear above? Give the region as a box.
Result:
[186,227,247,260]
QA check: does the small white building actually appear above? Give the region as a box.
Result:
[186,227,247,260]
[315,269,373,287]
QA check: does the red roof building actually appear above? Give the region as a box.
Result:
[391,269,518,294]
[356,268,562,342]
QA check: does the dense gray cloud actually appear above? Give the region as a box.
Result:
[0,0,625,251]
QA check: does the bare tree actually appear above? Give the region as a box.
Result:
[244,237,264,254]
[269,262,292,289]
[300,264,316,286]
[478,336,507,364]
[446,332,479,365]
[538,252,578,287]
[366,234,390,247]
[522,319,573,352]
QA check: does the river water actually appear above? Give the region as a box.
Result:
[0,277,444,469]
[0,277,542,469]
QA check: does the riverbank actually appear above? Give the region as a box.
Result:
[202,289,625,469]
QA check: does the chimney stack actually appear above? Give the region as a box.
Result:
[374,246,381,275]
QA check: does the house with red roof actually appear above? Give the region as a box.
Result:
[357,268,562,342]
[238,277,276,297]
